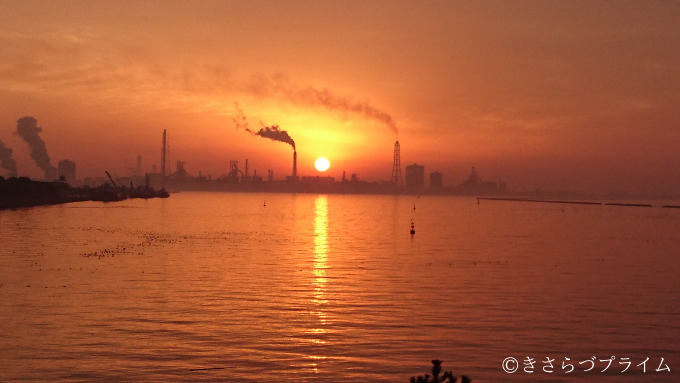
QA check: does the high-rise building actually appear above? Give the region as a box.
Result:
[57,159,76,185]
[405,163,424,190]
[430,171,443,189]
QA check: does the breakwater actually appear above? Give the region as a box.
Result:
[0,176,168,210]
[477,196,679,209]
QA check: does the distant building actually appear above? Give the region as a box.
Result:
[430,171,443,189]
[173,160,188,181]
[458,167,481,191]
[456,167,507,195]
[301,176,335,185]
[57,160,76,185]
[405,163,425,190]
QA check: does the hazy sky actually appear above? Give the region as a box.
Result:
[1,0,678,194]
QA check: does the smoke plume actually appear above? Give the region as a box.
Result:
[289,86,398,134]
[0,140,18,177]
[233,105,296,150]
[15,116,57,180]
[247,124,296,150]
[231,103,250,131]
[242,75,399,134]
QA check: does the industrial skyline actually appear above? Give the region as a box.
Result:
[0,118,671,198]
[1,2,679,195]
[2,117,497,193]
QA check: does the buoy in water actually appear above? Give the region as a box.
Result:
[410,219,415,235]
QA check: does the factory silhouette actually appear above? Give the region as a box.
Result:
[1,117,508,196]
[1,117,172,209]
[110,131,508,195]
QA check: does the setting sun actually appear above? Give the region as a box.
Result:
[314,157,330,172]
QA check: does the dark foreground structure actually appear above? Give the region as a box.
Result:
[0,176,169,210]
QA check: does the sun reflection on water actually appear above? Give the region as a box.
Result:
[307,195,329,371]
[313,196,329,305]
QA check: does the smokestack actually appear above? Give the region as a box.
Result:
[0,140,18,177]
[293,151,297,178]
[15,116,56,180]
[161,129,167,177]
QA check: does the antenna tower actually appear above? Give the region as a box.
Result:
[391,141,403,186]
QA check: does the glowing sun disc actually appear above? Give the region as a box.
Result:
[315,157,330,171]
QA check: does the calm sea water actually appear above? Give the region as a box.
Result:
[1,192,679,382]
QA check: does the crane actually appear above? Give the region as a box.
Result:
[105,171,118,189]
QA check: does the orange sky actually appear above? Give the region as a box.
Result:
[1,0,679,195]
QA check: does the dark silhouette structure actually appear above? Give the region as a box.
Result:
[57,159,76,185]
[430,171,443,189]
[392,141,403,187]
[405,163,425,190]
[293,150,298,179]
[410,360,471,383]
[456,167,506,195]
[0,175,169,210]
[161,129,168,178]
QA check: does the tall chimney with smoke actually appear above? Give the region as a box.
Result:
[15,116,56,181]
[293,151,297,179]
[232,109,299,180]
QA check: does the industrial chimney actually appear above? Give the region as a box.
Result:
[293,150,298,179]
[161,129,167,178]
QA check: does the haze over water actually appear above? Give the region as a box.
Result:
[1,192,678,382]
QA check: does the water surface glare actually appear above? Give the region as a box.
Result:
[1,192,679,382]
